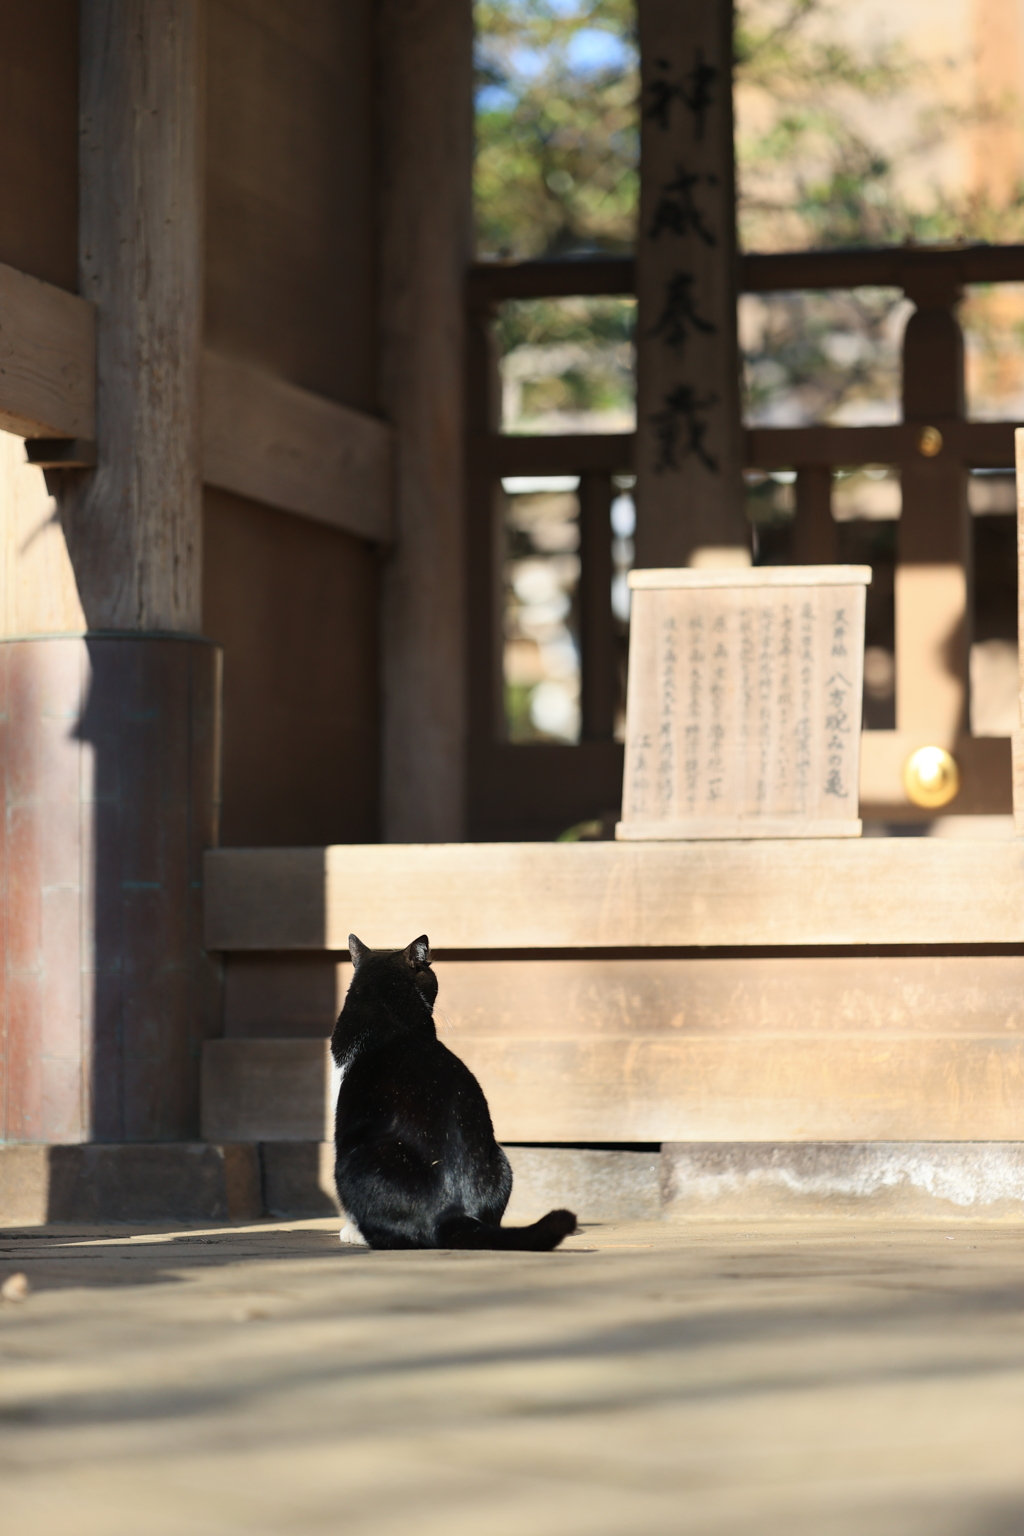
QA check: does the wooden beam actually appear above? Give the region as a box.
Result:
[465,245,1024,306]
[218,951,1024,1044]
[470,433,635,475]
[202,1029,1024,1142]
[742,243,1024,293]
[24,439,96,469]
[204,836,1024,952]
[201,351,392,544]
[465,1037,1024,1142]
[378,0,473,840]
[467,257,636,306]
[0,260,95,439]
[468,419,1021,480]
[201,945,1024,1143]
[747,420,1019,470]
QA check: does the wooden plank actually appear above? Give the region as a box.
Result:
[437,953,1024,1040]
[470,433,635,475]
[0,2,79,293]
[201,1039,332,1142]
[199,1026,1024,1143]
[205,0,378,415]
[204,836,1024,951]
[201,350,392,543]
[467,257,636,306]
[0,261,95,439]
[628,565,871,588]
[468,1037,1024,1142]
[378,0,472,839]
[221,953,1024,1043]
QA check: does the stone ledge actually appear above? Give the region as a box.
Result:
[661,1143,1024,1221]
[0,1144,262,1226]
[8,1141,1024,1226]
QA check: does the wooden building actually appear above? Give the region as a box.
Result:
[2,0,1024,1224]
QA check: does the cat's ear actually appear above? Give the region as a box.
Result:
[404,935,431,967]
[349,934,370,969]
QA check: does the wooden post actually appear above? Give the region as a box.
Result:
[63,0,204,630]
[1013,427,1024,832]
[793,467,839,566]
[0,1,219,1147]
[897,264,970,740]
[634,0,747,569]
[378,0,473,840]
[465,302,506,748]
[579,473,616,741]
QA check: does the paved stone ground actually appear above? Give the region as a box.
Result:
[1,1219,1023,1535]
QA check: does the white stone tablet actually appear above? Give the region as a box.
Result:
[617,566,872,840]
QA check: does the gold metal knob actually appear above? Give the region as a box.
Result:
[917,425,943,458]
[902,746,960,808]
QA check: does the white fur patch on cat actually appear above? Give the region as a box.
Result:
[330,1056,346,1117]
[339,1221,368,1246]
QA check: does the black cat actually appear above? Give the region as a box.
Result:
[330,934,577,1251]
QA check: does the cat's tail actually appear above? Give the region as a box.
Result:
[435,1208,577,1252]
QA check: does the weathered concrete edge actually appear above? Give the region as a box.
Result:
[7,1142,1024,1226]
[661,1142,1024,1221]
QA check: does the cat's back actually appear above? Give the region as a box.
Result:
[339,1023,488,1121]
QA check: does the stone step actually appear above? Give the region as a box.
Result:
[0,1143,262,1226]
[8,1140,1024,1225]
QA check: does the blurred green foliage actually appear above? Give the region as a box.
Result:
[475,0,1024,259]
[476,0,1024,428]
[475,0,639,258]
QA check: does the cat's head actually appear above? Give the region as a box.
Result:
[348,933,438,1012]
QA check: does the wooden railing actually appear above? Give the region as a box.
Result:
[465,245,1024,838]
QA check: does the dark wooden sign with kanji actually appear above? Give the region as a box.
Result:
[635,0,747,568]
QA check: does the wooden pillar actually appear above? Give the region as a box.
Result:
[792,466,839,566]
[465,301,506,747]
[897,264,970,739]
[634,0,747,570]
[579,473,616,741]
[0,1,219,1146]
[378,0,473,841]
[1013,427,1024,832]
[65,0,204,631]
